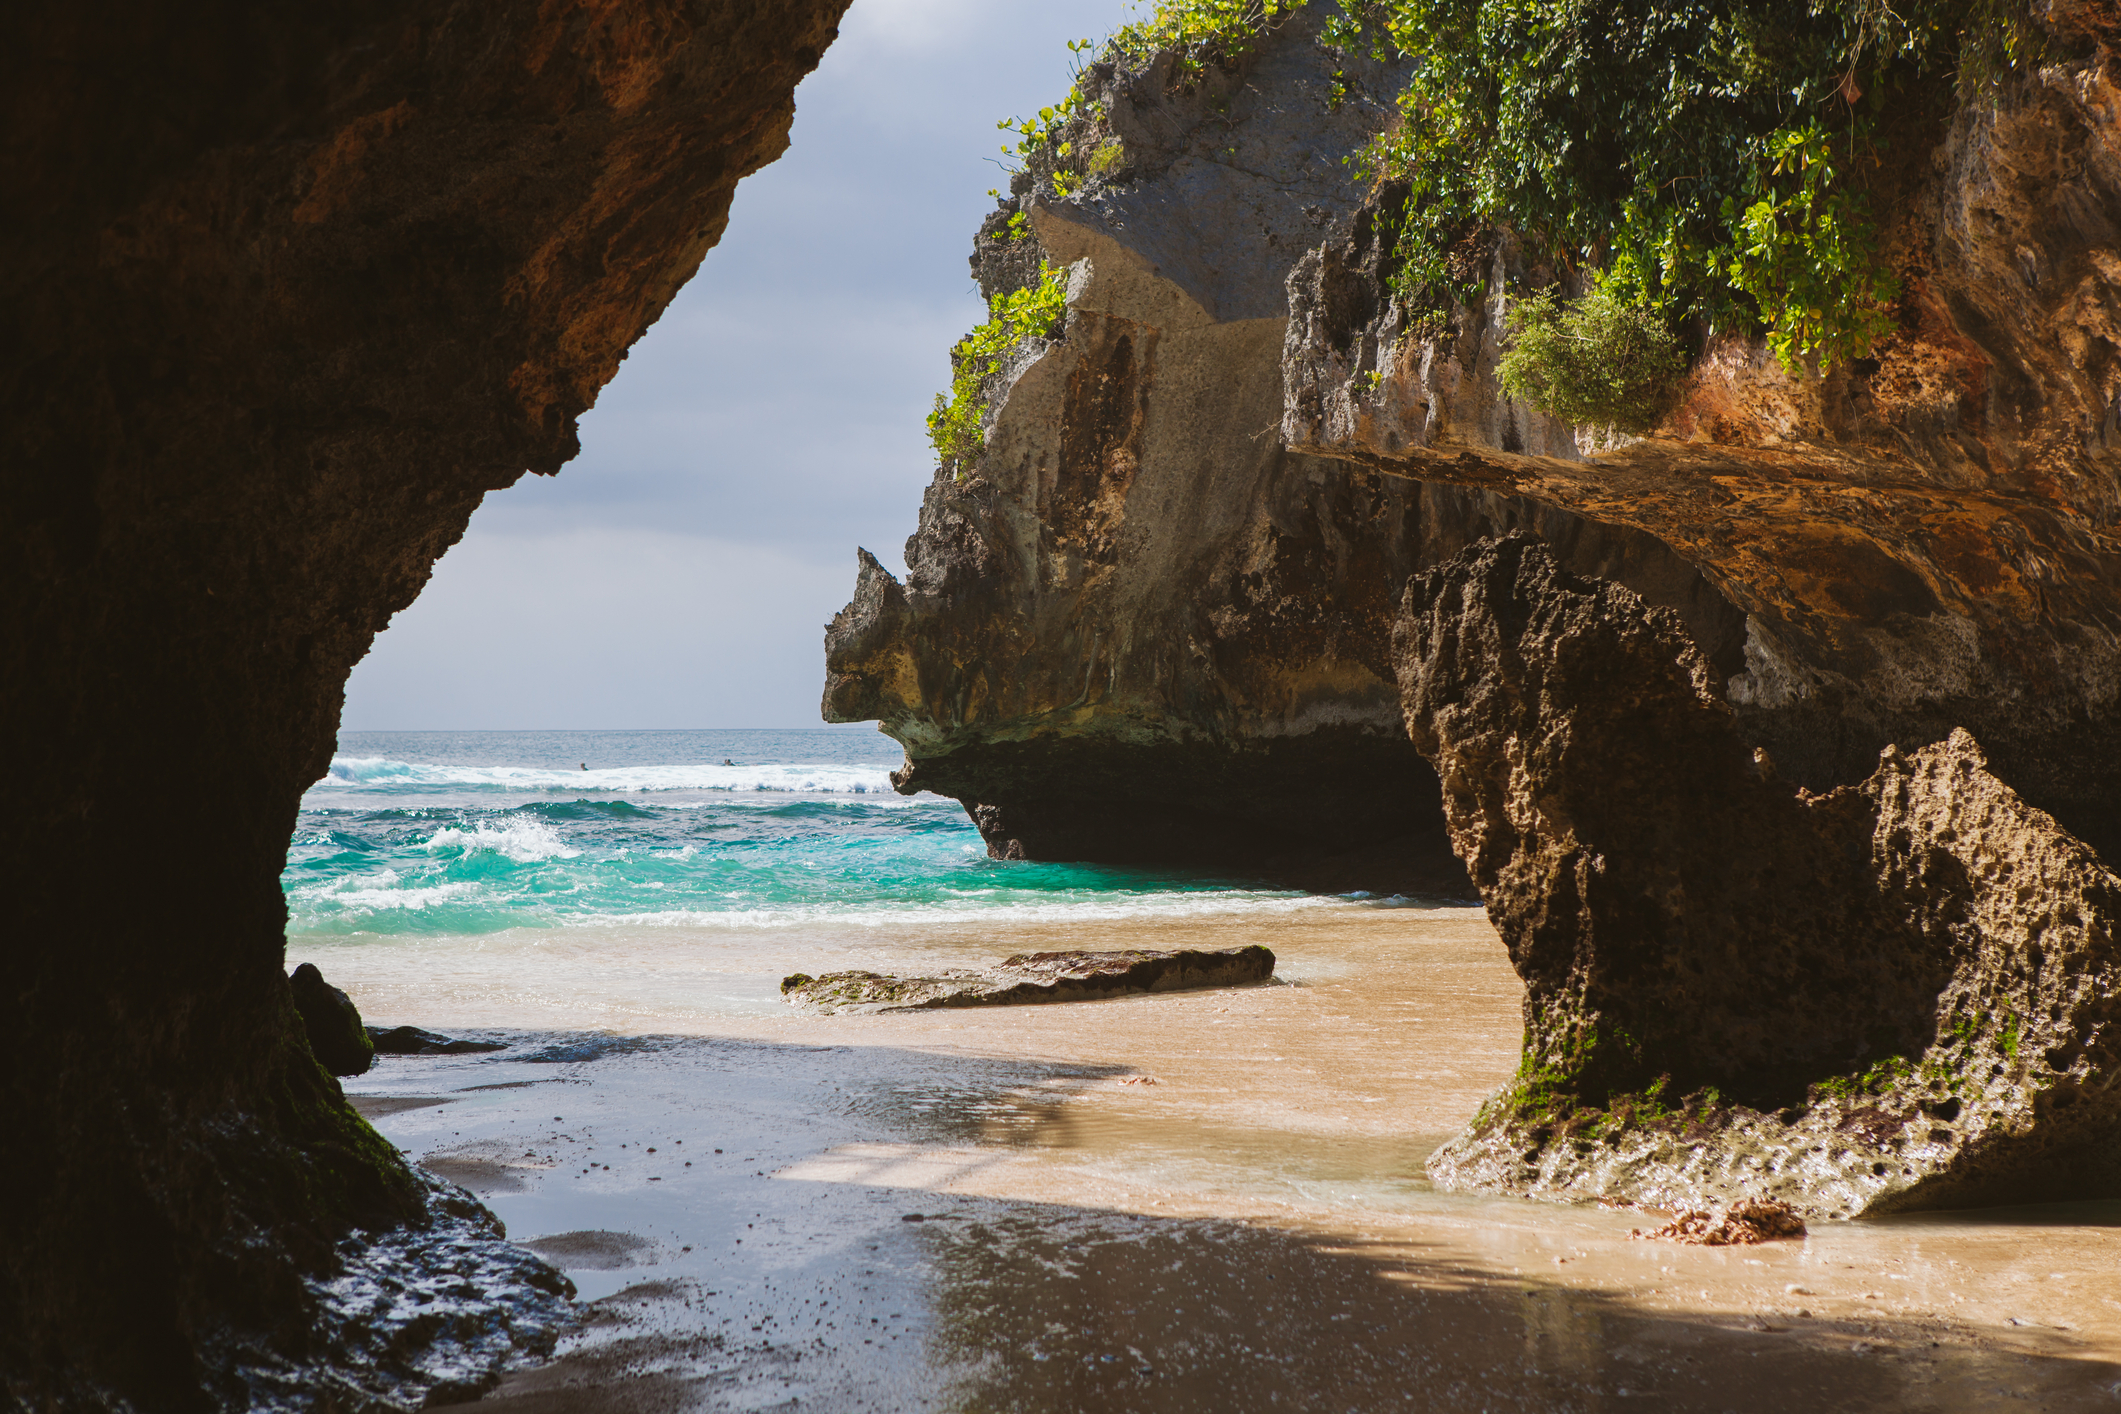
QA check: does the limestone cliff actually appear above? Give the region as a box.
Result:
[827,11,1734,893]
[1,1,846,1405]
[826,4,2121,1213]
[1281,12,2121,853]
[828,5,2121,873]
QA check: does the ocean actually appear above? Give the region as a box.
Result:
[285,728,1362,1025]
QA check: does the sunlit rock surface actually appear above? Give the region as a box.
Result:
[1401,536,2121,1218]
[824,11,1481,896]
[1284,10,2121,853]
[830,5,2121,892]
[781,946,1276,1012]
[1,0,846,1403]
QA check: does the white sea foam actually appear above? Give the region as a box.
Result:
[423,818,579,862]
[585,891,1341,930]
[293,878,483,912]
[314,756,897,795]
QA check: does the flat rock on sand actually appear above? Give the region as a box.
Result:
[781,945,1274,1012]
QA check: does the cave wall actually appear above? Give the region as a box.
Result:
[0,0,847,1403]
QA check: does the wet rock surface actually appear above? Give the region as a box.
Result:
[1629,1200,1808,1247]
[368,1025,510,1057]
[2,0,846,1403]
[782,946,1276,1012]
[290,963,374,1077]
[1398,536,2121,1218]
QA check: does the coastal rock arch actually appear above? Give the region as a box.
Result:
[1,0,849,1401]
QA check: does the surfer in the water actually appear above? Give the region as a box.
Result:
[580,762,588,771]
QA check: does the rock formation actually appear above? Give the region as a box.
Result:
[1281,12,2121,854]
[824,11,1483,896]
[781,945,1276,1012]
[289,964,374,1079]
[2,0,846,1404]
[828,4,2121,885]
[825,1,2121,1216]
[1399,537,2121,1217]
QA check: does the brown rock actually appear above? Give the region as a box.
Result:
[288,963,373,1078]
[1398,536,2121,1218]
[2,0,846,1402]
[1630,1200,1807,1246]
[1282,31,2121,852]
[829,7,2121,888]
[781,946,1276,1011]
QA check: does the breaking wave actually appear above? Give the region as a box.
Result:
[317,756,895,796]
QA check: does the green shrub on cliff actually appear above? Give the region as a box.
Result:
[1348,0,2039,373]
[928,263,1072,474]
[1497,280,1685,434]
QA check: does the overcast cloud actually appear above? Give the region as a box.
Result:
[341,0,1131,730]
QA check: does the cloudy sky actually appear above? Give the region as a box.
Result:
[341,0,1130,731]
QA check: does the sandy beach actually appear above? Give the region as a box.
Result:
[305,907,2121,1411]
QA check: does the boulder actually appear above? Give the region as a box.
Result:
[781,946,1275,1012]
[288,964,373,1078]
[1396,535,2121,1217]
[367,1026,508,1057]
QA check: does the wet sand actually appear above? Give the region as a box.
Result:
[317,907,2121,1410]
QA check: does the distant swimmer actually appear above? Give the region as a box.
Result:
[580,762,588,771]
[722,758,735,766]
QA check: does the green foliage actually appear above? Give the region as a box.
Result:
[1497,278,1686,433]
[1723,121,1900,371]
[1087,137,1129,175]
[1113,0,1311,82]
[1348,0,2029,375]
[927,264,1073,474]
[998,89,1088,169]
[1811,1053,1914,1104]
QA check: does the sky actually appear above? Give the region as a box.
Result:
[340,0,1132,731]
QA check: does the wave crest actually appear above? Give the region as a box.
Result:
[317,756,897,796]
[423,819,579,862]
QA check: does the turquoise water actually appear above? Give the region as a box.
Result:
[286,729,1321,939]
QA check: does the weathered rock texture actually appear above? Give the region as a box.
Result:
[780,945,1276,1012]
[2,0,845,1404]
[829,5,2121,893]
[1401,537,2121,1218]
[826,11,1485,895]
[1284,11,2121,855]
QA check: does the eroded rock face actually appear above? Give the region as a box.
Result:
[826,11,1759,895]
[1285,20,2121,853]
[832,6,2121,894]
[1,0,845,1403]
[1400,537,2121,1217]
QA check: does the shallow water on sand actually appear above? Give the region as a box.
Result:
[322,907,2121,1411]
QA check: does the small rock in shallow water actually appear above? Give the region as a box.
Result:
[780,946,1275,1011]
[366,1025,507,1056]
[1630,1199,1807,1246]
[289,963,374,1076]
